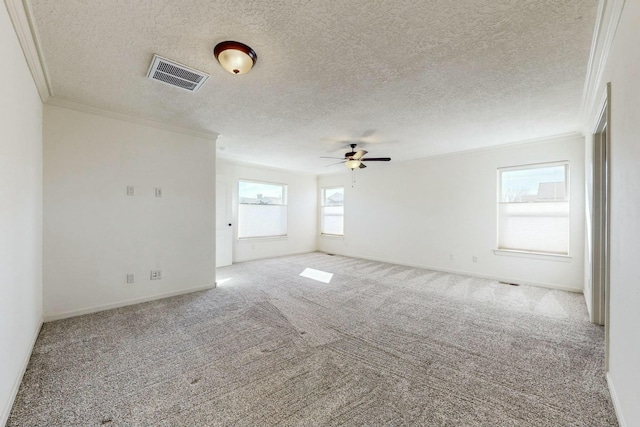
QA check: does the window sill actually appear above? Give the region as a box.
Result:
[320,234,344,239]
[493,249,572,262]
[238,235,288,242]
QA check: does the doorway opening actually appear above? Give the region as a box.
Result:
[591,82,611,370]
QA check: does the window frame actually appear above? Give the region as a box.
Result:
[320,186,345,237]
[237,179,288,240]
[496,161,571,257]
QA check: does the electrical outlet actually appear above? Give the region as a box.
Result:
[155,187,162,197]
[126,274,134,283]
[472,256,478,263]
[126,186,134,196]
[150,270,162,280]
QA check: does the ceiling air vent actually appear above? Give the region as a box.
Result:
[146,54,209,92]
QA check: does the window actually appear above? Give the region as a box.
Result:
[497,162,569,255]
[321,187,344,236]
[238,180,287,238]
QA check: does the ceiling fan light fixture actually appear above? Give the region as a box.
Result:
[345,159,361,170]
[214,41,257,75]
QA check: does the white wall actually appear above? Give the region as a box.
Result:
[0,5,43,426]
[319,134,585,291]
[217,160,317,263]
[583,1,640,424]
[43,105,216,320]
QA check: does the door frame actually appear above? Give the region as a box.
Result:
[590,82,611,370]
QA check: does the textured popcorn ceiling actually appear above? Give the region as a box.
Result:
[29,0,597,174]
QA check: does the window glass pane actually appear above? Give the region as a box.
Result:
[322,187,344,206]
[501,165,566,202]
[239,181,285,205]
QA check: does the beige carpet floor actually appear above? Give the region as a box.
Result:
[8,252,617,426]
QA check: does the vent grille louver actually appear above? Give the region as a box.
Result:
[146,55,209,92]
[152,71,198,90]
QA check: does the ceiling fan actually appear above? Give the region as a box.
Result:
[322,143,391,170]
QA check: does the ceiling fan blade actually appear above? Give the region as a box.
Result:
[362,157,391,161]
[325,161,346,167]
[320,156,346,159]
[359,162,367,169]
[352,150,368,160]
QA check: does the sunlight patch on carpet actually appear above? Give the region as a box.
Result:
[215,277,233,287]
[300,268,333,283]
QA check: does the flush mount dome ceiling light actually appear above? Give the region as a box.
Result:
[214,41,257,75]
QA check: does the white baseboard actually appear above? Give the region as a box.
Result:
[607,373,626,427]
[44,284,216,322]
[0,318,43,427]
[319,251,583,293]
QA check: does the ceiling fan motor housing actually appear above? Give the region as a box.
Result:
[346,143,358,158]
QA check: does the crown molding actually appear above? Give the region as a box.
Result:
[4,0,51,102]
[216,157,317,177]
[409,132,584,164]
[47,96,219,141]
[580,0,626,126]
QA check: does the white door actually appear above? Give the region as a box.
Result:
[216,177,233,267]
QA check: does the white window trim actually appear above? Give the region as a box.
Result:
[320,186,344,237]
[237,235,288,242]
[238,179,288,240]
[320,234,345,240]
[493,249,572,262]
[497,160,570,176]
[496,161,570,256]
